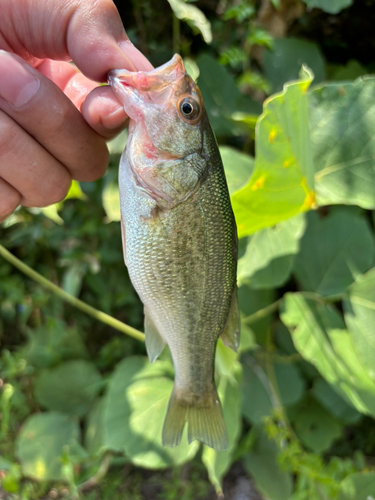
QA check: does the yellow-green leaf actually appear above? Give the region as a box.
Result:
[231,66,316,238]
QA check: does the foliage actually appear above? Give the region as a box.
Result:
[1,1,375,499]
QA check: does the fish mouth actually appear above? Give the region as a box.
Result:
[108,54,187,119]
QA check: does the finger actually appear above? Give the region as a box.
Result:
[0,50,109,182]
[36,59,98,110]
[0,178,21,222]
[1,0,153,81]
[0,110,71,208]
[81,86,128,139]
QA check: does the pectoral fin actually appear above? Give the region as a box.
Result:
[220,289,240,352]
[121,220,127,266]
[144,308,166,362]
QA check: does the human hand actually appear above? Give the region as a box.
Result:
[0,0,153,221]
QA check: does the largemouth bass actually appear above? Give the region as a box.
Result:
[108,55,239,451]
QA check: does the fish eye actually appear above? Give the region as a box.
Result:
[178,97,201,123]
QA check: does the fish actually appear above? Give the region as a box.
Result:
[108,55,239,451]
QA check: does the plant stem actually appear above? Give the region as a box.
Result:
[242,298,282,325]
[78,452,113,491]
[0,244,145,343]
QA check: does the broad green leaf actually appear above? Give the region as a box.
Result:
[344,267,375,380]
[264,38,325,93]
[312,379,361,424]
[84,398,106,456]
[220,146,254,196]
[102,179,121,222]
[291,397,343,453]
[183,57,200,82]
[62,264,85,297]
[202,375,242,493]
[302,0,352,14]
[244,425,293,500]
[231,67,315,238]
[103,356,198,468]
[280,293,375,417]
[242,358,305,424]
[167,0,212,43]
[310,78,375,208]
[34,360,103,417]
[238,213,305,288]
[293,210,375,296]
[196,54,261,137]
[338,472,375,500]
[23,318,88,369]
[17,412,80,480]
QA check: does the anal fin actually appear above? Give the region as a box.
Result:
[220,289,240,352]
[144,308,166,363]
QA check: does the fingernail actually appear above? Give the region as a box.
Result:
[0,50,40,108]
[118,40,154,72]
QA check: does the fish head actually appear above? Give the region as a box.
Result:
[108,54,208,162]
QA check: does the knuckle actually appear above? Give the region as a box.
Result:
[38,174,72,207]
[0,187,21,221]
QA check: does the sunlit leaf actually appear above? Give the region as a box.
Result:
[293,210,375,296]
[280,293,375,417]
[167,0,212,43]
[344,267,375,381]
[17,412,80,480]
[103,356,198,468]
[238,213,306,288]
[310,78,375,208]
[220,146,254,196]
[102,178,121,222]
[231,67,315,238]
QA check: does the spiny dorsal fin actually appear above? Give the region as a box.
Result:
[144,308,166,363]
[220,289,240,352]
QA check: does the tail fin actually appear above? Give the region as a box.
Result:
[162,386,228,450]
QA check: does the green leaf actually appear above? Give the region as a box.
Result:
[64,180,86,201]
[220,146,254,196]
[292,397,343,453]
[244,425,293,500]
[338,472,375,500]
[84,398,106,456]
[241,358,305,424]
[103,356,198,468]
[312,379,361,424]
[293,210,375,296]
[238,213,306,288]
[196,54,261,137]
[167,0,212,43]
[327,60,368,81]
[280,293,375,417]
[202,375,242,493]
[107,129,127,156]
[264,38,325,93]
[310,78,375,208]
[231,67,315,238]
[344,267,375,380]
[17,412,80,480]
[301,0,352,14]
[34,360,103,417]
